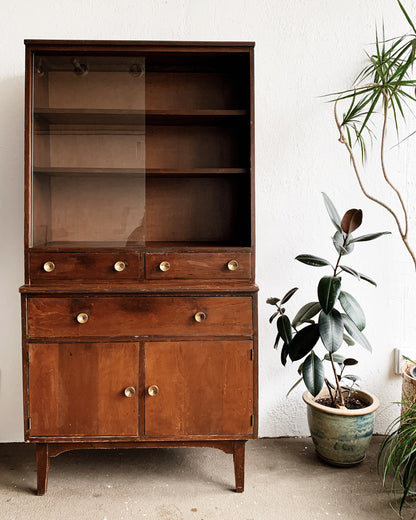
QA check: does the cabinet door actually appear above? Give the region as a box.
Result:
[28,342,139,437]
[144,341,254,437]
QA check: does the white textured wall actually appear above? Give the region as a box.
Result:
[1,0,416,441]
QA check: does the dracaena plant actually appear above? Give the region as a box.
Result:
[327,0,416,270]
[267,193,390,408]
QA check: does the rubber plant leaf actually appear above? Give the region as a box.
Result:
[349,231,391,243]
[342,314,372,352]
[288,323,320,361]
[281,287,298,304]
[302,352,325,397]
[339,290,366,331]
[292,302,321,328]
[318,276,341,314]
[295,254,332,267]
[341,208,363,234]
[319,308,344,353]
[322,192,342,233]
[277,315,292,345]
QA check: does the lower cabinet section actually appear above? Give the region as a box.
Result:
[27,340,254,439]
[28,342,139,437]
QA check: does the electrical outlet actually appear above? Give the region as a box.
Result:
[394,348,416,375]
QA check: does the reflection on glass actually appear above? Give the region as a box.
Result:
[32,55,145,247]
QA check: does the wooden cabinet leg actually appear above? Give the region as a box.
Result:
[36,443,50,495]
[233,441,246,493]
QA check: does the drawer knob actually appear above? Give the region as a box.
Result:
[76,313,89,324]
[159,261,171,272]
[227,260,239,271]
[148,385,159,397]
[114,261,126,272]
[194,311,207,323]
[43,261,55,273]
[124,386,136,398]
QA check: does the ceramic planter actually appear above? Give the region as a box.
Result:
[302,389,380,466]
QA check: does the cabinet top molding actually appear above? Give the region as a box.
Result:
[24,40,255,50]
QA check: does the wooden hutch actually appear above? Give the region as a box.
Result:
[20,40,257,495]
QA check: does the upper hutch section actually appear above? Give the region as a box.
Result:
[26,41,254,250]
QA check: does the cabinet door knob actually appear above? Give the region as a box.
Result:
[43,261,55,272]
[114,261,126,272]
[148,385,159,396]
[227,259,239,271]
[76,313,89,324]
[194,311,207,322]
[124,386,136,398]
[159,261,171,272]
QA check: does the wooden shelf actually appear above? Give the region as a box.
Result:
[33,167,248,176]
[34,108,248,126]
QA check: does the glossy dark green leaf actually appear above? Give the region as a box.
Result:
[292,302,321,328]
[341,208,362,234]
[343,358,359,366]
[281,287,298,304]
[281,342,289,366]
[266,297,280,305]
[295,254,332,267]
[358,272,377,287]
[269,311,278,324]
[288,324,320,361]
[302,352,325,397]
[339,291,366,331]
[277,315,292,345]
[319,309,344,353]
[339,265,360,280]
[322,193,342,232]
[318,276,342,314]
[342,314,372,352]
[349,231,391,243]
[274,332,281,350]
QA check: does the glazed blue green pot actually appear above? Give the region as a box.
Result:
[303,389,380,466]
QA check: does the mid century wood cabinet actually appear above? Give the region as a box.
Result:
[20,40,257,495]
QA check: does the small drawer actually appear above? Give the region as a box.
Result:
[27,296,253,338]
[145,253,251,280]
[29,252,140,281]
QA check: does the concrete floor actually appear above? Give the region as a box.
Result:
[0,437,409,520]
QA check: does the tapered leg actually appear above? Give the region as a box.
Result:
[36,443,50,495]
[233,441,246,493]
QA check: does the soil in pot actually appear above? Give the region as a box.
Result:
[316,396,367,409]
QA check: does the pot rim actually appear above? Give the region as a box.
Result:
[302,388,380,416]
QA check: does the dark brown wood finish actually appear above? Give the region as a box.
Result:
[22,39,256,495]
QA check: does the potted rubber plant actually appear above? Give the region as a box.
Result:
[267,193,389,466]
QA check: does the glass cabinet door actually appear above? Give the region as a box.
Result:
[31,54,145,247]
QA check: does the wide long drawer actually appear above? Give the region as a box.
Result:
[27,296,253,337]
[29,252,140,281]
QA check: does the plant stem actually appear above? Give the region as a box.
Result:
[329,352,345,407]
[324,378,335,406]
[334,98,416,271]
